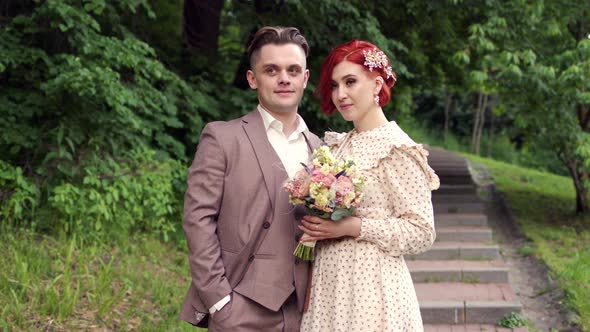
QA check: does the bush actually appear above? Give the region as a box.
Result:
[0,160,40,223]
[48,148,185,242]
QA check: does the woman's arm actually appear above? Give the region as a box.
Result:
[299,147,436,256]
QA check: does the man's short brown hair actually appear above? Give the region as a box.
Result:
[246,26,309,68]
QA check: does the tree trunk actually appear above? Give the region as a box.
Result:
[182,0,224,54]
[471,92,483,153]
[567,10,590,214]
[475,94,488,156]
[487,106,494,158]
[444,93,452,143]
[565,158,590,214]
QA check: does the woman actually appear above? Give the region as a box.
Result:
[299,40,439,331]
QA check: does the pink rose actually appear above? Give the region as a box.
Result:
[333,175,354,197]
[284,168,311,198]
[311,169,336,188]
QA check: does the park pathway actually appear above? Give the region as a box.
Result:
[410,147,526,331]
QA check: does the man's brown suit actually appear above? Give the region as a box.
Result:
[179,109,321,329]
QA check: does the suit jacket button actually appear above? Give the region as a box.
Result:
[248,255,255,262]
[262,222,270,229]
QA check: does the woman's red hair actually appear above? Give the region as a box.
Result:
[315,40,397,115]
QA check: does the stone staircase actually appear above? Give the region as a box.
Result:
[410,147,524,331]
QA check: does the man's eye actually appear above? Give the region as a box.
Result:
[265,68,276,74]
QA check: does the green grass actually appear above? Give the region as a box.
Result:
[517,243,536,257]
[0,227,205,331]
[467,155,590,330]
[498,311,527,328]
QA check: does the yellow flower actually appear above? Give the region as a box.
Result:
[320,163,331,175]
[342,191,356,207]
[289,198,305,205]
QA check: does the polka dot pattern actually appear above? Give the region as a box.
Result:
[301,122,439,332]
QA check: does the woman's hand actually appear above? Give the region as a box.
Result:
[298,215,362,242]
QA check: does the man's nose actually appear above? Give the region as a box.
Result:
[278,70,290,85]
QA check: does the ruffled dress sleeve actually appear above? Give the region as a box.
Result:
[354,124,440,256]
[323,131,347,148]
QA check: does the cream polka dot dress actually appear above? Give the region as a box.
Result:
[300,121,440,332]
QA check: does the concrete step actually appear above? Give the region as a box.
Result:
[407,260,509,283]
[432,194,483,204]
[431,166,471,172]
[417,283,522,324]
[435,213,488,227]
[436,226,492,242]
[436,175,475,185]
[427,149,467,162]
[434,170,472,177]
[436,184,478,195]
[408,242,500,261]
[434,202,485,214]
[435,170,473,177]
[424,324,527,331]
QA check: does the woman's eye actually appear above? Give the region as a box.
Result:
[346,79,356,86]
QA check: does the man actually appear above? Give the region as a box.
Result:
[179,26,322,331]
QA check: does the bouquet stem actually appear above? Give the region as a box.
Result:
[294,233,316,261]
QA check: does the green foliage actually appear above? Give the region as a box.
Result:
[402,121,567,175]
[1,0,217,182]
[498,312,527,328]
[454,0,590,211]
[0,0,216,240]
[2,0,588,244]
[48,148,185,242]
[0,160,39,222]
[516,243,535,257]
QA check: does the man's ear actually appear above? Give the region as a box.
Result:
[303,69,310,89]
[246,70,257,90]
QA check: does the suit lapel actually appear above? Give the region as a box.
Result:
[302,130,321,153]
[242,110,288,212]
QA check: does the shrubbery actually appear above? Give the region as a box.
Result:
[0,160,40,223]
[0,1,197,243]
[48,149,185,242]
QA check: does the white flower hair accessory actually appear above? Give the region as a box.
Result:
[362,48,396,81]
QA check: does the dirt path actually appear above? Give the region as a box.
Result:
[471,163,581,331]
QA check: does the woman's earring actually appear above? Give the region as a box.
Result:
[374,95,380,106]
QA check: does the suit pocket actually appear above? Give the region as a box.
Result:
[210,293,233,323]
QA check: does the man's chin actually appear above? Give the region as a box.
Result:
[268,103,299,113]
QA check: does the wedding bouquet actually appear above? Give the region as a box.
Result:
[283,146,365,260]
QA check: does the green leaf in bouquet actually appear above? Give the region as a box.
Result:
[308,208,331,219]
[330,207,353,221]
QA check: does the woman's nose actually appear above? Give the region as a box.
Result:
[337,87,347,100]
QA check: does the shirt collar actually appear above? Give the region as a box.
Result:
[257,104,308,136]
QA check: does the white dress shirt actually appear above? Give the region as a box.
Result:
[209,105,311,314]
[256,104,310,179]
